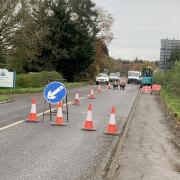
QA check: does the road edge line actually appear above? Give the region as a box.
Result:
[94,90,140,180]
[106,91,140,179]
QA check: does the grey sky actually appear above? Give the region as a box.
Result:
[93,0,180,61]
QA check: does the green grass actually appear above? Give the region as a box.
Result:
[0,82,88,95]
[160,89,180,121]
[0,95,11,102]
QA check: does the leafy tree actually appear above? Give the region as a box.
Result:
[0,0,21,63]
[171,48,180,68]
[39,0,99,81]
[8,0,50,72]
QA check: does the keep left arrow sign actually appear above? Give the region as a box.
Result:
[47,85,64,99]
[44,82,67,104]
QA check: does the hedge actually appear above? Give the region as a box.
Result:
[16,71,63,88]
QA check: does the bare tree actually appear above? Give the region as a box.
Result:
[96,7,114,45]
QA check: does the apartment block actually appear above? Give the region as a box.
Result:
[160,38,180,71]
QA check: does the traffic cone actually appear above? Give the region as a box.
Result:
[97,85,102,93]
[88,89,95,99]
[104,107,119,135]
[81,104,96,131]
[51,101,67,126]
[27,98,39,122]
[73,92,80,105]
[107,82,111,89]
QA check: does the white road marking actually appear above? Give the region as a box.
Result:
[0,88,107,132]
[0,96,88,132]
[0,120,24,131]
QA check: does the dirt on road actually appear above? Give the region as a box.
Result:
[106,92,180,180]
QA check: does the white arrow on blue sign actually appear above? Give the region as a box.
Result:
[44,81,67,104]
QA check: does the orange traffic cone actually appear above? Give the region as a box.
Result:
[51,101,67,126]
[73,92,80,105]
[104,107,119,135]
[107,82,111,89]
[97,85,102,93]
[27,98,39,122]
[81,104,96,131]
[88,89,95,99]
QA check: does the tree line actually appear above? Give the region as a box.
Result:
[0,0,113,81]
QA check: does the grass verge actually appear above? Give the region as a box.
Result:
[0,95,12,102]
[0,82,88,102]
[160,89,180,122]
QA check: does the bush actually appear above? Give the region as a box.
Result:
[154,62,180,96]
[16,71,63,88]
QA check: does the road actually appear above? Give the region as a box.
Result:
[0,84,138,180]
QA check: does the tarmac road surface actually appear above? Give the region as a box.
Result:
[0,84,138,180]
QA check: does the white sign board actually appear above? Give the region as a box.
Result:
[0,69,15,88]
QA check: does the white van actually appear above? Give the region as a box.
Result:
[127,71,141,84]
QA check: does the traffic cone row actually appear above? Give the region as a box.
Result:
[26,86,119,135]
[81,104,119,135]
[73,86,102,105]
[26,86,100,123]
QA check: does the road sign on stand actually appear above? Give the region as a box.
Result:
[44,81,67,104]
[42,81,68,123]
[104,68,108,73]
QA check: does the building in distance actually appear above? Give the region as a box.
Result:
[160,38,180,71]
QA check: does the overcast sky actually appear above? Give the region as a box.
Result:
[93,0,180,61]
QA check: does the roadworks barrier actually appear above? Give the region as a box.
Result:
[81,104,96,131]
[141,86,152,94]
[26,98,39,122]
[151,84,161,95]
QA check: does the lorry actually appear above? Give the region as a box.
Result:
[127,71,141,84]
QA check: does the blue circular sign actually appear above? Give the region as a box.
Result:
[44,81,67,104]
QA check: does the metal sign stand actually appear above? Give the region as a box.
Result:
[42,79,69,124]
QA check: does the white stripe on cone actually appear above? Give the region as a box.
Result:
[75,92,79,99]
[91,89,94,95]
[31,104,36,113]
[86,110,92,121]
[57,106,63,117]
[109,113,116,124]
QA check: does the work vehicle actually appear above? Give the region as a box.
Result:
[127,71,141,84]
[109,73,120,82]
[95,73,109,85]
[141,67,153,86]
